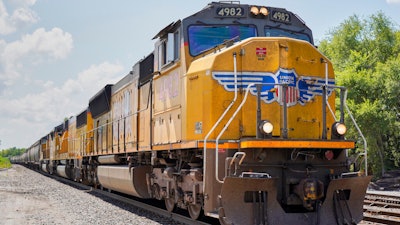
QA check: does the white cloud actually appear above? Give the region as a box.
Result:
[0,27,73,86]
[0,61,123,120]
[60,62,124,106]
[0,0,78,149]
[386,0,400,4]
[4,27,73,61]
[0,61,124,149]
[11,7,38,26]
[0,1,15,34]
[0,0,128,150]
[13,0,37,6]
[0,0,38,35]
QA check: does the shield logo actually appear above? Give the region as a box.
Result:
[275,69,299,106]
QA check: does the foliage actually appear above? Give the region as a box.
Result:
[319,12,400,177]
[0,156,12,169]
[0,147,26,158]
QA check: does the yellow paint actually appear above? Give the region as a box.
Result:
[152,141,239,151]
[240,140,355,149]
[184,37,337,142]
[86,111,94,155]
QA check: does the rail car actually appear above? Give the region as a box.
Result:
[13,2,371,225]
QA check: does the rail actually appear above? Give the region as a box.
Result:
[32,166,214,225]
[363,192,400,224]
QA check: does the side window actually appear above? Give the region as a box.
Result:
[156,42,164,70]
[155,30,180,70]
[174,31,179,60]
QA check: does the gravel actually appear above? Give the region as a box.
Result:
[0,165,182,225]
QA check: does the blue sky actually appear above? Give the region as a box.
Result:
[0,0,400,150]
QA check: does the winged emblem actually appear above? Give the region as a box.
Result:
[212,68,335,106]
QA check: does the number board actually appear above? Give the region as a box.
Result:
[270,10,291,23]
[216,7,245,17]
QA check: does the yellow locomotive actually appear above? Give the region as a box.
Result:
[16,2,371,224]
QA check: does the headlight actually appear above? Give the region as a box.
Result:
[250,6,259,15]
[332,122,347,139]
[259,120,273,135]
[260,7,269,16]
[334,123,347,136]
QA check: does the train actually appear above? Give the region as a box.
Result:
[11,2,371,225]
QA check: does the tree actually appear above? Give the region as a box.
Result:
[319,12,400,177]
[0,147,26,158]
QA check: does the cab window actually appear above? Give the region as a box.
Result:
[188,25,257,56]
[264,27,311,42]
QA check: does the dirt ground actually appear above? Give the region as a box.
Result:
[0,166,67,225]
[0,189,50,224]
[0,165,176,225]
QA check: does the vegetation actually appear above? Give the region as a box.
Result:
[0,147,26,158]
[0,156,11,169]
[319,12,400,177]
[0,147,25,169]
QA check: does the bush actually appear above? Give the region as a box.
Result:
[0,156,11,169]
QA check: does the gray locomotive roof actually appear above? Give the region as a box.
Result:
[152,2,313,44]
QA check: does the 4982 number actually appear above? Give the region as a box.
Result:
[217,7,244,17]
[271,11,291,23]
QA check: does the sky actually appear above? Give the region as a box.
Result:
[1,0,400,150]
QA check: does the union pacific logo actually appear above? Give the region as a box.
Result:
[212,68,334,106]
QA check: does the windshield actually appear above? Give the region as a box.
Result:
[188,25,257,56]
[265,27,311,42]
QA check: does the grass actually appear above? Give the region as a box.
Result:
[0,156,11,169]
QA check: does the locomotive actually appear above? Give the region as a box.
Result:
[12,2,371,225]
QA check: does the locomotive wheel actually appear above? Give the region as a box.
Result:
[165,197,175,212]
[165,187,176,212]
[188,203,202,220]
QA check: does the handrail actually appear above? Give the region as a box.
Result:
[214,83,254,183]
[203,53,239,184]
[326,84,368,176]
[343,89,368,176]
[325,85,337,121]
[84,80,153,154]
[213,82,368,183]
[214,82,278,183]
[323,58,337,121]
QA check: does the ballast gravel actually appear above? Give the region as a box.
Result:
[0,165,181,225]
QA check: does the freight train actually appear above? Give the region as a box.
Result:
[11,2,371,224]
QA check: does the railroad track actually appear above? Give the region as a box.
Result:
[27,167,400,225]
[363,192,400,225]
[38,170,216,225]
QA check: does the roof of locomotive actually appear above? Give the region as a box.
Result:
[154,2,313,44]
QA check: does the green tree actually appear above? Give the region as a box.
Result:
[0,147,26,158]
[319,12,400,177]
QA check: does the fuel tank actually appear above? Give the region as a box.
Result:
[97,165,151,198]
[56,165,68,179]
